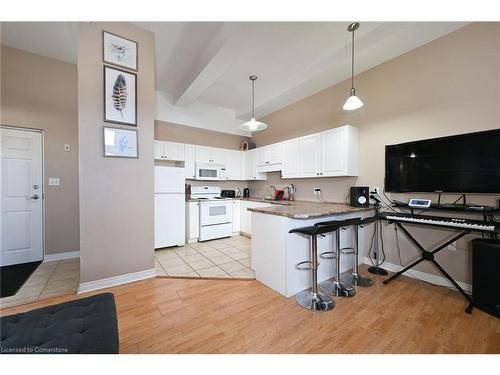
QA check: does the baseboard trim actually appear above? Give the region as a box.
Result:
[77,268,156,294]
[362,257,472,293]
[44,251,80,262]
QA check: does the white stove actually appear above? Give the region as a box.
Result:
[191,186,233,241]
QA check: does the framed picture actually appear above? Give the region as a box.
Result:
[102,30,138,71]
[103,126,138,158]
[104,65,137,126]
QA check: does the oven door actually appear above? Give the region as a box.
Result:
[199,201,233,226]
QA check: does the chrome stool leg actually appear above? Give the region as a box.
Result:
[296,234,335,311]
[319,228,357,297]
[342,224,374,287]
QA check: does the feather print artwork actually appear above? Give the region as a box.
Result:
[112,74,128,120]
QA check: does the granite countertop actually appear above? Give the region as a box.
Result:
[247,201,374,219]
[187,197,294,205]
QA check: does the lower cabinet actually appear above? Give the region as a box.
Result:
[186,201,200,242]
[240,200,273,236]
[232,200,241,233]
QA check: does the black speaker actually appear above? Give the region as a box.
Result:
[472,239,500,318]
[350,186,369,207]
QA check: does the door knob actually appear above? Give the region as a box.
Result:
[26,194,40,200]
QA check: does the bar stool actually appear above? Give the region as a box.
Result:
[341,217,374,288]
[289,226,335,311]
[314,218,362,297]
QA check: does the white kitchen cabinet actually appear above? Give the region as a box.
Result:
[232,200,241,233]
[281,139,300,178]
[186,201,200,243]
[195,145,213,163]
[320,125,358,176]
[299,133,321,177]
[240,200,273,236]
[154,141,164,160]
[224,149,243,180]
[211,147,228,165]
[256,147,267,166]
[244,149,266,180]
[154,140,185,161]
[194,145,235,166]
[256,143,283,167]
[184,144,196,179]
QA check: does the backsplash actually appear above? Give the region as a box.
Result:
[187,179,248,193]
[247,171,357,202]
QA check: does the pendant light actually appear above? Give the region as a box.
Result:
[343,22,364,111]
[239,75,268,132]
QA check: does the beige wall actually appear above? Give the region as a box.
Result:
[78,22,155,283]
[1,45,79,255]
[249,23,500,284]
[155,120,247,150]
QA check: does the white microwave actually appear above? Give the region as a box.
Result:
[195,162,227,180]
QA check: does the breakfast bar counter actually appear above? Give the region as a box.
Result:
[248,201,375,297]
[247,201,370,219]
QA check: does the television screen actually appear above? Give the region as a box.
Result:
[385,129,500,193]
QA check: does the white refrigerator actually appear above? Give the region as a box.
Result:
[154,166,186,248]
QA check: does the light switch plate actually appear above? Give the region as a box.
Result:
[48,177,60,186]
[64,144,71,151]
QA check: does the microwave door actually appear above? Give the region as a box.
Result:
[198,168,218,180]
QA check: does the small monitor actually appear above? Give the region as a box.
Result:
[408,198,432,208]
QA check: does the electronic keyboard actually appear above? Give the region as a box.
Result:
[379,212,500,234]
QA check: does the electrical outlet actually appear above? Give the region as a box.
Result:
[314,187,321,195]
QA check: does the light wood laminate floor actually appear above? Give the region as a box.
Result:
[1,268,499,354]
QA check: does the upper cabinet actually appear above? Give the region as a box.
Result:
[282,125,358,179]
[299,134,321,177]
[184,144,196,179]
[256,142,283,173]
[245,149,266,180]
[194,145,227,164]
[223,149,243,180]
[154,141,185,161]
[281,139,300,178]
[155,124,358,181]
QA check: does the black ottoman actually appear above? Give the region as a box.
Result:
[1,293,119,354]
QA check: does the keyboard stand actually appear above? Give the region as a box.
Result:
[382,221,474,314]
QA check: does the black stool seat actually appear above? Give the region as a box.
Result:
[289,224,345,236]
[314,217,363,228]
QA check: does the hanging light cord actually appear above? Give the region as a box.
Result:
[351,27,355,90]
[251,78,255,119]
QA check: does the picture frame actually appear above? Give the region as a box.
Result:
[104,65,137,126]
[102,30,138,71]
[103,126,139,158]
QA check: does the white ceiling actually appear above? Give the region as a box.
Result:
[1,21,467,127]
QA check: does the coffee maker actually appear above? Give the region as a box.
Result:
[243,188,250,197]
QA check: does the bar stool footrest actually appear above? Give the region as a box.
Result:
[319,251,336,259]
[295,260,314,271]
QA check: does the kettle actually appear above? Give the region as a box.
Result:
[243,188,250,197]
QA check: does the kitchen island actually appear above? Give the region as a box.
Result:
[248,201,374,297]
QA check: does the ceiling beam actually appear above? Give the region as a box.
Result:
[174,23,272,107]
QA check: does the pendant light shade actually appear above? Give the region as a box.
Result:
[343,88,364,111]
[240,75,268,132]
[343,22,364,111]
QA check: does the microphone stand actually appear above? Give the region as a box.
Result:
[368,198,388,276]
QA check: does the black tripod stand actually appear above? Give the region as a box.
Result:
[368,204,388,276]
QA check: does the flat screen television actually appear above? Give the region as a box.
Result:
[385,129,500,193]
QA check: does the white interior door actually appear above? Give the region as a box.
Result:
[1,128,43,266]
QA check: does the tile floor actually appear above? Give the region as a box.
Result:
[155,235,254,279]
[0,258,80,309]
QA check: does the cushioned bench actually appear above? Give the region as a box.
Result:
[0,293,119,354]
